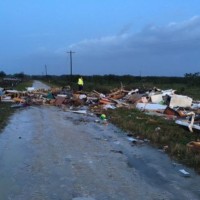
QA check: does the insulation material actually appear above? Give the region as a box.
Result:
[169,95,192,108]
[150,94,163,104]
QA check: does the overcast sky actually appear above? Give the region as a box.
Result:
[0,0,200,76]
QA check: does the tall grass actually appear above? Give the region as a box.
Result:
[106,108,200,172]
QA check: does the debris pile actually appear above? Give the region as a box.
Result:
[1,85,200,132]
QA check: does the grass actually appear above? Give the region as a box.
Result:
[0,80,33,132]
[39,75,200,99]
[105,108,200,172]
[13,80,33,91]
[0,102,15,131]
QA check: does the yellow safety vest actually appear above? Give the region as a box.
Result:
[78,78,83,85]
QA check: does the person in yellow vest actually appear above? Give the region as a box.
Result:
[78,77,84,91]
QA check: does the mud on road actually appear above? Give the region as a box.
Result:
[0,81,200,200]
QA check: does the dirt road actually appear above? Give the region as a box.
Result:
[0,81,200,200]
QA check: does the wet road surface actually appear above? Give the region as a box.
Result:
[0,81,200,200]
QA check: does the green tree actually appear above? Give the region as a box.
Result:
[14,72,25,79]
[184,72,200,86]
[0,71,6,77]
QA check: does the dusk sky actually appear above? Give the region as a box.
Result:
[1,0,200,76]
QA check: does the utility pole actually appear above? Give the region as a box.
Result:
[67,50,75,77]
[45,64,47,76]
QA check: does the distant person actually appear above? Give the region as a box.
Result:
[77,77,84,91]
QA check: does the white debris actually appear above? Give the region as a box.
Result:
[127,137,137,142]
[136,103,167,111]
[71,110,87,114]
[169,95,192,108]
[26,87,35,92]
[79,94,87,99]
[179,169,190,177]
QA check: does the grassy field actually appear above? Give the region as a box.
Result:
[13,80,33,91]
[0,102,15,130]
[0,79,33,132]
[36,74,200,99]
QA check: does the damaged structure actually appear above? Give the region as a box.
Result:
[0,84,200,134]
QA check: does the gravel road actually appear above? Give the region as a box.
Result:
[0,81,200,200]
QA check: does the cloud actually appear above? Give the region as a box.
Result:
[118,23,133,35]
[3,16,200,76]
[67,16,200,76]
